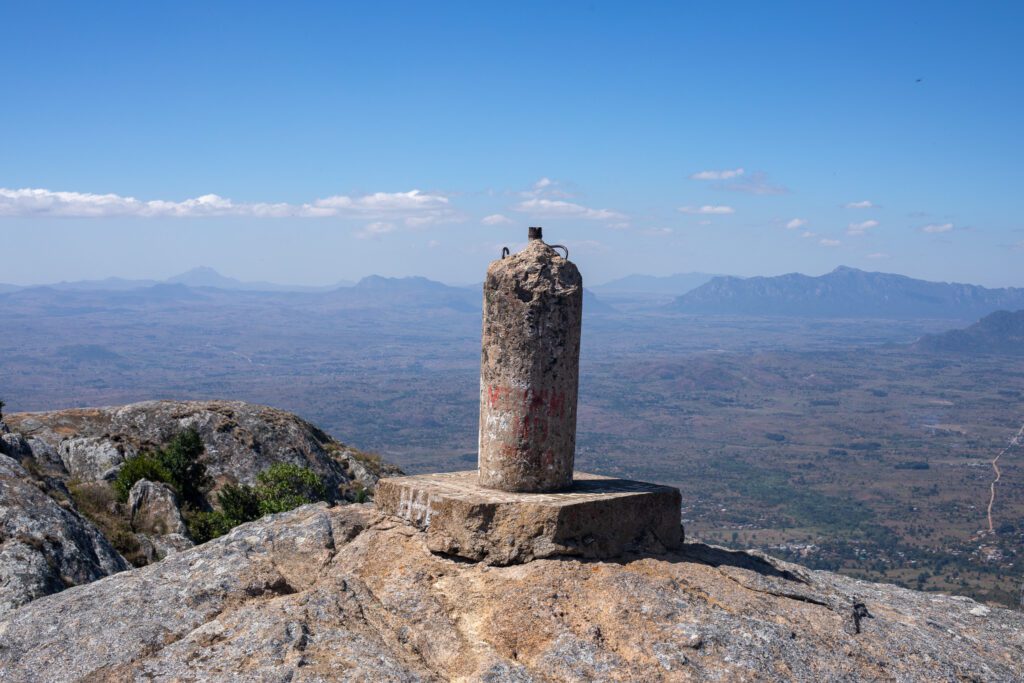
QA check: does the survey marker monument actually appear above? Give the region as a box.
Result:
[376,227,683,564]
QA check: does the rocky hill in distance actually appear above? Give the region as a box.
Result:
[915,309,1024,354]
[593,271,716,295]
[671,266,1024,319]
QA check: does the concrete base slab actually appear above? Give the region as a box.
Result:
[374,471,683,565]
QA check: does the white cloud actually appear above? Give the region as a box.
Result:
[690,168,744,181]
[678,205,735,215]
[921,222,953,233]
[482,213,513,225]
[0,187,452,222]
[642,227,673,236]
[356,222,395,240]
[519,176,573,199]
[310,189,449,215]
[866,252,890,259]
[801,230,817,238]
[786,218,807,230]
[844,200,874,209]
[846,219,879,236]
[354,221,396,239]
[819,238,841,247]
[514,198,624,221]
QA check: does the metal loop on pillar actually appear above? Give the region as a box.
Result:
[501,246,510,259]
[549,244,569,260]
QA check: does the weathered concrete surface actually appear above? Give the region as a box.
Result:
[2,503,1023,682]
[479,236,583,492]
[375,470,682,564]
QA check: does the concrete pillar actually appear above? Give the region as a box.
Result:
[478,227,583,492]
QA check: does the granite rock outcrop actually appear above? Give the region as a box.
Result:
[1,503,1021,682]
[0,454,129,618]
[0,401,399,613]
[128,479,189,536]
[7,400,397,497]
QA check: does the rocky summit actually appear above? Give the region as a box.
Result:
[2,403,1023,681]
[1,502,1021,682]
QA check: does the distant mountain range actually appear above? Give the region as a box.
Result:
[670,266,1024,319]
[0,271,615,317]
[166,267,354,292]
[0,267,353,294]
[593,272,715,295]
[914,309,1024,354]
[7,266,1024,321]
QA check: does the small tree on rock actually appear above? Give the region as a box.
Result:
[256,463,327,515]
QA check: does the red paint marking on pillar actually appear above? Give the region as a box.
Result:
[542,449,554,468]
[548,391,565,418]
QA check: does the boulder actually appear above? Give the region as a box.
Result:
[0,454,129,618]
[23,436,68,478]
[0,432,32,459]
[337,447,383,489]
[128,479,188,536]
[1,504,1022,682]
[58,436,134,482]
[136,533,194,564]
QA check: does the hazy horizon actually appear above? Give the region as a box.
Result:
[3,262,1023,291]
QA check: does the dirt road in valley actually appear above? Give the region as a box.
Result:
[986,422,1024,533]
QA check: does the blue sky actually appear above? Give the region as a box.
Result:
[1,2,1021,287]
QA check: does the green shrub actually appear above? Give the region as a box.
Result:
[217,483,261,525]
[113,428,211,505]
[156,428,211,506]
[354,486,367,504]
[113,455,171,502]
[185,509,235,544]
[256,463,327,515]
[185,465,327,544]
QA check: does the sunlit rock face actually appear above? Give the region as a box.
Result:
[2,503,1022,682]
[0,454,129,618]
